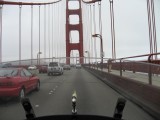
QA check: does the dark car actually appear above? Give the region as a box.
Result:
[63,65,71,70]
[0,68,40,101]
[39,65,47,73]
[0,63,12,68]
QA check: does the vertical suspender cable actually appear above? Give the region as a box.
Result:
[112,1,116,59]
[48,5,50,60]
[54,3,56,58]
[87,5,90,63]
[52,4,53,59]
[57,3,59,57]
[0,5,3,63]
[38,5,41,65]
[110,0,113,59]
[90,5,93,63]
[98,1,103,60]
[109,0,116,59]
[98,2,102,36]
[31,5,33,65]
[83,4,87,54]
[54,3,58,57]
[19,5,22,65]
[44,5,46,60]
[146,0,153,56]
[59,2,61,58]
[82,3,86,55]
[93,3,97,61]
[150,0,157,59]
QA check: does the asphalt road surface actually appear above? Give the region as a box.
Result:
[0,68,154,120]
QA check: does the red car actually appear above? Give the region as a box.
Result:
[39,65,47,73]
[0,68,40,101]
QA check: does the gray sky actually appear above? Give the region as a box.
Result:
[1,0,160,62]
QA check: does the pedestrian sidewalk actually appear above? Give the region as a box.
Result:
[91,67,160,87]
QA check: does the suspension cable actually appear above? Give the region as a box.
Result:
[150,0,157,59]
[87,5,90,63]
[93,3,97,61]
[90,5,93,62]
[59,2,62,58]
[109,0,116,59]
[98,1,103,60]
[44,5,46,59]
[48,4,50,60]
[19,5,22,65]
[0,0,62,6]
[54,3,57,58]
[98,1,102,36]
[31,5,33,65]
[38,5,41,65]
[0,5,3,63]
[52,4,53,59]
[146,0,153,56]
[57,2,59,59]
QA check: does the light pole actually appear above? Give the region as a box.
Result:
[37,52,42,65]
[52,57,56,62]
[92,34,104,70]
[76,54,79,64]
[85,51,90,64]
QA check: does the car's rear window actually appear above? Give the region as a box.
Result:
[49,62,58,67]
[0,69,18,77]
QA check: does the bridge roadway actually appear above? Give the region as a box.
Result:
[0,68,154,120]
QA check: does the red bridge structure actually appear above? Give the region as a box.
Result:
[0,0,160,119]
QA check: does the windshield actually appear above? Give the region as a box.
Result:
[49,62,58,67]
[0,69,18,77]
[0,0,159,120]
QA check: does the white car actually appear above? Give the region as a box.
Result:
[75,64,81,69]
[28,65,37,70]
[47,62,63,76]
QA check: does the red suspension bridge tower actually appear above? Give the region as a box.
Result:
[66,0,84,64]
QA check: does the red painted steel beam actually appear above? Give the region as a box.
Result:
[119,52,160,61]
[0,0,62,5]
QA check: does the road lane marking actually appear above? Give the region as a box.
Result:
[35,105,39,107]
[50,90,53,93]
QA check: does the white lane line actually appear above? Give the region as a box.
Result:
[49,92,52,94]
[35,105,39,108]
[50,90,53,93]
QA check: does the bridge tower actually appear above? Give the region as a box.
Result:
[66,0,84,64]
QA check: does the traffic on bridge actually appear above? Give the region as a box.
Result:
[0,0,160,120]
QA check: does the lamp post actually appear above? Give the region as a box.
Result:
[85,51,90,66]
[37,52,42,65]
[92,34,104,70]
[52,57,56,62]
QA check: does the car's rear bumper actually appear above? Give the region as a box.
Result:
[39,69,47,72]
[48,68,62,73]
[0,87,20,97]
[48,71,61,73]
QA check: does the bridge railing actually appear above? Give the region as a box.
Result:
[83,58,160,119]
[83,53,160,87]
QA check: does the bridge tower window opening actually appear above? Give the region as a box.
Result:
[68,1,80,10]
[70,30,79,43]
[69,15,79,25]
